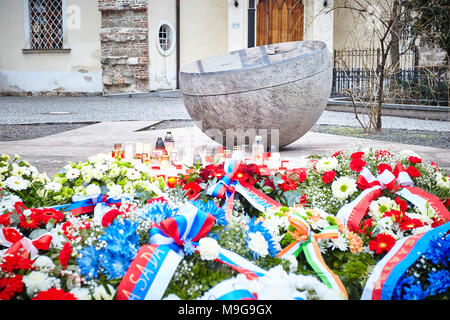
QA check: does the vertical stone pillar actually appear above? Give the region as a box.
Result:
[98,0,149,94]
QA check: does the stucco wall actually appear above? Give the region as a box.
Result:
[180,0,228,68]
[0,0,102,94]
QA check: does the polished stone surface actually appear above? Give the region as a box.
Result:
[179,41,332,148]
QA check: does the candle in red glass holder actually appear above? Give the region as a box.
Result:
[167,176,177,188]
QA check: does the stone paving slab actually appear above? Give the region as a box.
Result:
[0,121,448,177]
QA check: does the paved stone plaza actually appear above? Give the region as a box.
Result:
[0,95,449,176]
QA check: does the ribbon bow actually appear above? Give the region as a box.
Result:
[0,227,52,259]
[50,194,124,216]
[207,159,282,220]
[149,204,216,255]
[277,211,349,299]
[338,163,450,231]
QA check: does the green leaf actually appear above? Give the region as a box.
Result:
[29,228,48,240]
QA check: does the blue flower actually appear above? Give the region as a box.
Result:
[424,233,450,267]
[426,269,450,296]
[100,250,134,280]
[245,215,278,259]
[77,245,101,280]
[139,202,178,224]
[393,274,416,300]
[183,239,196,256]
[402,281,426,300]
[98,219,141,279]
[191,199,228,225]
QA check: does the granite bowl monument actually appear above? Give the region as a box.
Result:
[179,40,332,149]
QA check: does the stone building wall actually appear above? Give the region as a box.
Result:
[98,0,149,94]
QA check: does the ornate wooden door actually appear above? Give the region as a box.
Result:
[257,0,304,46]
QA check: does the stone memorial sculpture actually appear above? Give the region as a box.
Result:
[179,40,332,149]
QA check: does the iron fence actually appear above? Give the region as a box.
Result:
[331,49,449,106]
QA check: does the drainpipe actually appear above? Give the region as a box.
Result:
[248,0,256,48]
[176,0,180,89]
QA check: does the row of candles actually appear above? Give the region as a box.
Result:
[111,132,288,188]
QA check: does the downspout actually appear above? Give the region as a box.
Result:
[248,0,256,48]
[176,0,180,89]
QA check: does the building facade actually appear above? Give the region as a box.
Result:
[0,0,445,96]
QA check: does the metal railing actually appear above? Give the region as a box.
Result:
[331,49,449,106]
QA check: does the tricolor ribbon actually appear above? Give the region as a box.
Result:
[201,278,257,300]
[0,226,52,259]
[277,211,349,299]
[207,159,281,220]
[117,204,269,300]
[362,222,450,300]
[337,164,450,231]
[49,194,124,216]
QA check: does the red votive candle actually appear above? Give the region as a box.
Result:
[167,176,178,188]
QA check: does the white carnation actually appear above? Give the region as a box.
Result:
[84,184,101,197]
[70,287,91,300]
[65,168,80,180]
[92,284,115,300]
[126,168,140,181]
[436,173,450,189]
[198,237,220,261]
[247,232,269,257]
[44,181,62,193]
[107,184,123,199]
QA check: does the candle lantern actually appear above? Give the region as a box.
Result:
[161,154,170,169]
[135,142,144,159]
[164,131,175,155]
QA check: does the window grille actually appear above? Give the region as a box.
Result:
[29,0,63,50]
[158,24,172,52]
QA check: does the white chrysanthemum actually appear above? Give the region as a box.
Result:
[411,225,432,235]
[198,237,220,261]
[11,164,30,177]
[327,235,348,251]
[368,196,397,218]
[82,173,93,184]
[0,166,8,174]
[34,255,55,271]
[126,168,140,181]
[107,184,123,199]
[73,186,85,196]
[123,182,134,195]
[436,173,450,189]
[35,173,50,184]
[92,284,115,300]
[5,176,29,191]
[65,168,80,180]
[247,231,269,257]
[285,254,298,272]
[405,212,433,225]
[70,287,91,300]
[377,216,395,231]
[44,181,62,193]
[331,176,357,200]
[316,157,338,173]
[84,184,101,196]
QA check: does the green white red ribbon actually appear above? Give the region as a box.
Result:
[277,211,348,299]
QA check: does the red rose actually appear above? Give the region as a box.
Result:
[406,166,421,178]
[377,163,393,174]
[32,288,77,300]
[369,233,396,254]
[101,208,122,227]
[408,156,422,164]
[182,181,203,200]
[350,151,365,159]
[349,159,367,172]
[322,171,336,184]
[59,242,72,269]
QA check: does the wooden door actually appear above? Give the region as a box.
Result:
[257,0,304,46]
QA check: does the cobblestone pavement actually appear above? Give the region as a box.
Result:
[0,95,449,131]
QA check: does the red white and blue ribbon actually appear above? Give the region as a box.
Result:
[361,221,450,300]
[201,278,257,300]
[0,226,52,259]
[117,204,269,300]
[337,164,450,231]
[207,159,281,219]
[48,194,124,216]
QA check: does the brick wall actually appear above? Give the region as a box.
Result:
[98,0,149,94]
